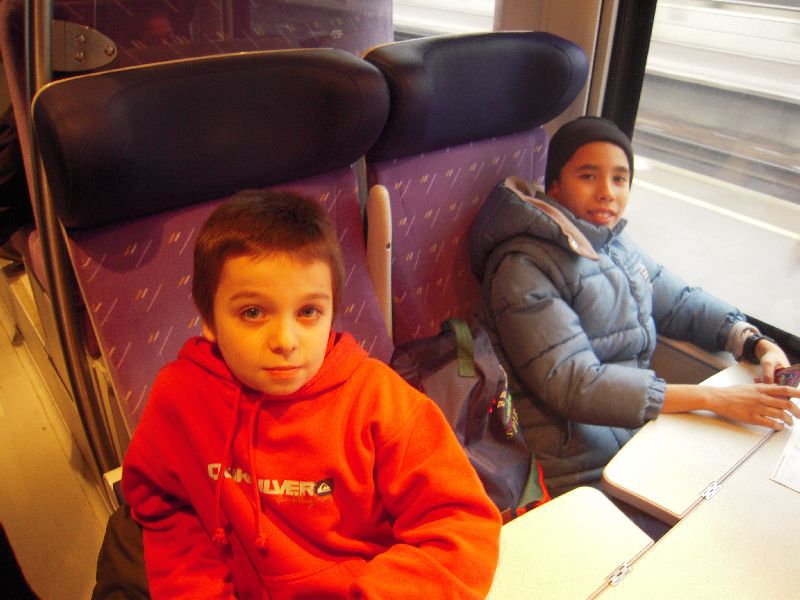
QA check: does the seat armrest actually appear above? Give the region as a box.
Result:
[103,466,124,509]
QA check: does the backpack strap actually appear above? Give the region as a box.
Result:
[441,319,476,377]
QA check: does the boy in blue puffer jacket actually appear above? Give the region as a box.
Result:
[468,116,798,497]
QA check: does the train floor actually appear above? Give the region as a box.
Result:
[0,293,107,600]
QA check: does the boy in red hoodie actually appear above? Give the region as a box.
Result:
[122,190,502,599]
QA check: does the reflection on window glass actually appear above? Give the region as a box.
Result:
[630,0,800,337]
[68,1,392,58]
[393,0,495,37]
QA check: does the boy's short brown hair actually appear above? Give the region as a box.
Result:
[192,190,345,329]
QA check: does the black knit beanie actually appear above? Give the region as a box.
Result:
[545,116,634,190]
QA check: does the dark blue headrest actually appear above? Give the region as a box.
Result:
[33,49,390,229]
[365,31,588,162]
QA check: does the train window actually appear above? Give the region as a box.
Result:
[628,0,800,340]
[393,0,495,37]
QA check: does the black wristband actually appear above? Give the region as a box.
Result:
[743,333,775,364]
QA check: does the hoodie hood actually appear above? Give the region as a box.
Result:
[176,331,368,551]
[177,331,368,403]
[469,176,628,280]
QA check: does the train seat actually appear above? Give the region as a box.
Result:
[31,49,392,457]
[1,0,394,472]
[3,0,289,374]
[1,0,394,285]
[363,32,589,344]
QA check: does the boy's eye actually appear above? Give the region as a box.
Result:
[298,305,322,319]
[240,307,264,321]
[614,175,628,185]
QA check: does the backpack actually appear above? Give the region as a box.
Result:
[390,319,549,522]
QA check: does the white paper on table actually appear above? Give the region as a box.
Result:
[771,420,800,494]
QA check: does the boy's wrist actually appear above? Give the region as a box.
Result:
[697,385,714,412]
[743,333,775,364]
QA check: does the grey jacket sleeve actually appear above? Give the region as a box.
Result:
[488,253,665,429]
[640,249,746,352]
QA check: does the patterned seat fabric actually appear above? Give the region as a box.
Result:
[32,49,392,435]
[68,171,391,430]
[364,32,590,344]
[367,130,548,343]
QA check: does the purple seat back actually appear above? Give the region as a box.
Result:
[368,130,548,343]
[364,32,589,344]
[69,170,392,430]
[32,50,392,433]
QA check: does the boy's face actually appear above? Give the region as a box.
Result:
[204,252,334,395]
[547,141,630,229]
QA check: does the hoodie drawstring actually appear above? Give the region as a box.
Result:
[212,388,243,548]
[247,397,268,552]
[212,388,269,553]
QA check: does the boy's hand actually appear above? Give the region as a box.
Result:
[708,384,800,430]
[756,339,790,384]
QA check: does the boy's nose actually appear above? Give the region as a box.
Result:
[267,318,299,354]
[597,178,615,202]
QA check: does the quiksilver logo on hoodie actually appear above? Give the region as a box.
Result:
[208,464,334,499]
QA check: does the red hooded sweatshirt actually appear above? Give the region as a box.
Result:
[122,332,501,599]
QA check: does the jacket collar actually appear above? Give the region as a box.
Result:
[504,176,627,259]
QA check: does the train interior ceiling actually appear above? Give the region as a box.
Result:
[1,0,798,598]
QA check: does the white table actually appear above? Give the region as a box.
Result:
[487,487,653,600]
[601,427,800,598]
[597,362,800,598]
[602,363,772,523]
[489,363,799,599]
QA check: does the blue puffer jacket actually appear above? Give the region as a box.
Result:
[469,177,746,494]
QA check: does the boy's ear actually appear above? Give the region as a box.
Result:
[201,321,216,342]
[547,179,561,200]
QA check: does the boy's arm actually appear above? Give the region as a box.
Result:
[647,258,791,382]
[350,398,502,599]
[642,249,745,352]
[490,253,664,427]
[123,462,237,599]
[628,250,797,427]
[121,381,237,600]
